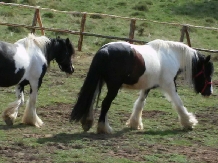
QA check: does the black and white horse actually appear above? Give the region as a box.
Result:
[70,39,214,134]
[1,34,75,127]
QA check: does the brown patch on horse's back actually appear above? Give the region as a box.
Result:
[132,48,145,76]
[122,47,146,87]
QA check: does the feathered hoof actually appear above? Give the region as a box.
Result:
[22,121,44,128]
[126,119,143,130]
[34,121,44,128]
[22,117,44,128]
[81,118,94,132]
[179,113,198,130]
[97,122,113,134]
[3,117,14,126]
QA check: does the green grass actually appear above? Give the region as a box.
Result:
[0,0,218,163]
[0,0,218,52]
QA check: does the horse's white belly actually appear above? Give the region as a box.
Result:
[122,82,145,90]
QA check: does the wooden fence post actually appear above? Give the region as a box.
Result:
[31,9,38,34]
[129,19,136,44]
[31,7,45,35]
[78,13,87,51]
[184,26,191,47]
[36,9,45,35]
[180,25,191,47]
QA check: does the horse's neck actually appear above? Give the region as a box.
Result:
[166,42,194,67]
[169,43,196,84]
[46,40,57,63]
[15,38,26,45]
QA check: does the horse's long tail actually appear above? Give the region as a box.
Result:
[70,51,104,122]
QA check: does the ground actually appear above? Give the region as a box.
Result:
[1,103,218,162]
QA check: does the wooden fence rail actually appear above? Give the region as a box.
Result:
[0,2,218,53]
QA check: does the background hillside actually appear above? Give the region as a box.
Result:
[1,0,218,52]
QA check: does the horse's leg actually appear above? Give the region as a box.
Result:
[126,89,150,130]
[80,89,98,131]
[2,85,24,125]
[22,81,43,127]
[162,82,198,129]
[97,86,120,134]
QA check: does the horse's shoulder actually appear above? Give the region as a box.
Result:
[0,41,18,56]
[0,41,17,48]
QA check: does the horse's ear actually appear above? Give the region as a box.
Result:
[66,38,70,44]
[205,55,211,63]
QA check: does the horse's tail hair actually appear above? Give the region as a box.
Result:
[70,50,105,122]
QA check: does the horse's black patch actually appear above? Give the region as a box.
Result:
[98,43,145,85]
[174,69,182,92]
[38,64,47,90]
[0,41,25,87]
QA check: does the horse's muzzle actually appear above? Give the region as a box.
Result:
[66,73,70,77]
[201,91,212,97]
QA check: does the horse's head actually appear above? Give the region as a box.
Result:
[193,54,214,96]
[49,37,75,75]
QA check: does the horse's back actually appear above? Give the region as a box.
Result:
[0,41,18,59]
[96,42,147,87]
[129,40,185,89]
[0,41,29,87]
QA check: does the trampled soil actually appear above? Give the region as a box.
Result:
[1,103,218,163]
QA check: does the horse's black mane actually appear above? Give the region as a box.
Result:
[46,36,75,66]
[192,52,203,78]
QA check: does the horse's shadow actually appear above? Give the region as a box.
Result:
[0,123,30,130]
[37,128,131,144]
[37,127,188,144]
[139,128,189,136]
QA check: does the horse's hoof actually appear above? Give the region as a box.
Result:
[182,126,193,131]
[97,122,113,134]
[126,119,143,130]
[97,127,113,134]
[4,117,14,126]
[81,119,93,132]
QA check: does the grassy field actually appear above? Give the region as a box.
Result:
[0,0,218,162]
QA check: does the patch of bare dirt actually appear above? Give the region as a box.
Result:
[0,143,51,163]
[39,104,218,163]
[2,103,218,163]
[196,106,218,125]
[106,143,218,163]
[142,110,168,118]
